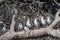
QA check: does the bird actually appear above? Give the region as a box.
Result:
[40,16,46,26]
[18,23,23,31]
[24,26,29,31]
[2,24,7,33]
[46,16,51,24]
[26,18,32,28]
[34,18,40,26]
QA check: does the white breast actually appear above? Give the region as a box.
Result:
[47,16,51,24]
[24,26,29,31]
[2,24,6,32]
[41,16,46,25]
[34,18,39,26]
[26,18,31,27]
[18,23,23,29]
